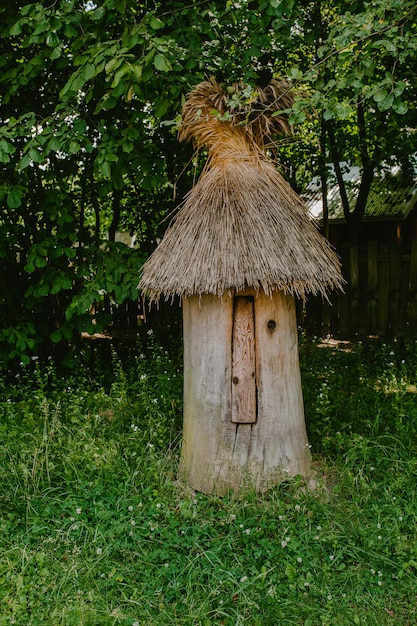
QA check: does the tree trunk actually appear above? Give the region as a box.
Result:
[326,121,351,221]
[179,289,311,495]
[108,189,122,243]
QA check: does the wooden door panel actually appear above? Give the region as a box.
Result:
[231,296,257,424]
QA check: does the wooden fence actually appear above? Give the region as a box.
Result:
[301,211,417,339]
[106,211,417,341]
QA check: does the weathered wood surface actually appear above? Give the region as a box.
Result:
[367,240,378,334]
[305,212,417,338]
[409,232,417,328]
[231,296,256,424]
[179,290,310,495]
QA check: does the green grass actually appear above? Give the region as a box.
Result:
[1,333,417,625]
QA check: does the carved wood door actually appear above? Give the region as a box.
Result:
[231,296,257,423]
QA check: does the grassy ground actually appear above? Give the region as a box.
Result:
[1,333,417,625]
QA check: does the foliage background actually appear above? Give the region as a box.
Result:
[1,0,417,367]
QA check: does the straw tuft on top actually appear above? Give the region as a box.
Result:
[178,77,294,154]
[139,78,344,302]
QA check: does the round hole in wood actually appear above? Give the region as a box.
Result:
[268,320,276,330]
[232,376,239,385]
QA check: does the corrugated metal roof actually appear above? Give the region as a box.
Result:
[303,163,417,222]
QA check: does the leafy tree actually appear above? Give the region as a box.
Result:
[274,0,417,231]
[0,0,195,366]
[1,0,416,367]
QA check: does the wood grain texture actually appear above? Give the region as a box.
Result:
[231,297,256,424]
[179,291,311,495]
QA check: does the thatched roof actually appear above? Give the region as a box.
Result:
[139,78,344,301]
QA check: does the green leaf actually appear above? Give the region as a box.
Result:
[29,148,42,163]
[154,100,169,118]
[105,57,123,74]
[19,155,31,171]
[150,16,164,30]
[82,62,96,81]
[288,66,303,81]
[59,72,85,98]
[101,160,112,178]
[91,6,105,20]
[131,64,143,81]
[373,90,389,103]
[16,339,27,352]
[317,45,329,59]
[0,138,15,155]
[50,276,72,294]
[35,283,50,297]
[392,100,408,115]
[95,94,117,112]
[141,65,154,82]
[130,286,139,300]
[7,189,23,209]
[34,257,47,268]
[63,23,78,38]
[104,152,118,163]
[64,247,77,259]
[46,32,59,47]
[47,137,62,151]
[50,281,62,295]
[121,140,134,153]
[143,49,155,67]
[334,101,353,119]
[50,329,62,343]
[111,64,129,88]
[154,54,172,72]
[50,46,62,60]
[272,108,290,117]
[9,21,22,36]
[83,321,97,335]
[377,93,394,111]
[74,118,87,134]
[69,141,81,154]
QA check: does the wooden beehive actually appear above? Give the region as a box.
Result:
[139,78,343,494]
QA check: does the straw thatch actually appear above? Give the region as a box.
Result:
[178,77,294,153]
[139,78,344,301]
